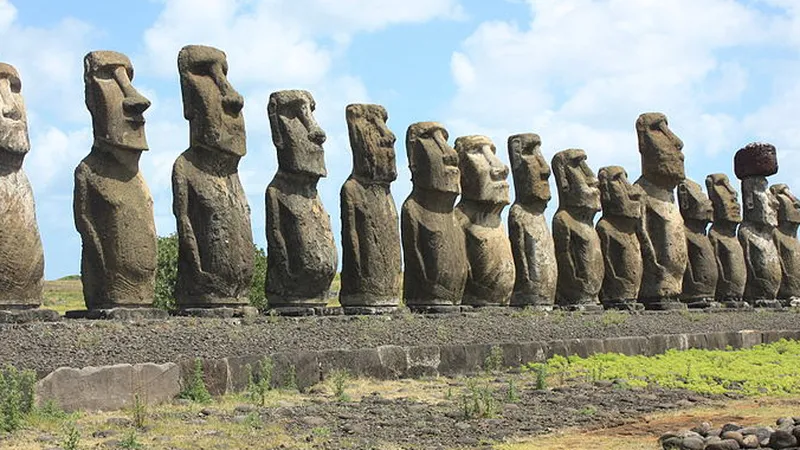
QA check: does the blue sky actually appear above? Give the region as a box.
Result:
[3,0,800,279]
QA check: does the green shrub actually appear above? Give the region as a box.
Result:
[484,346,504,373]
[246,357,274,406]
[460,379,497,419]
[61,421,81,450]
[329,370,351,402]
[0,365,36,432]
[179,359,212,404]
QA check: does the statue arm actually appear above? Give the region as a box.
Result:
[599,228,617,281]
[509,216,531,284]
[636,205,667,276]
[172,166,202,275]
[340,186,361,276]
[711,238,730,284]
[73,169,105,273]
[402,210,429,285]
[740,234,766,285]
[554,218,579,282]
[265,188,290,276]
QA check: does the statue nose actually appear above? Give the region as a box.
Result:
[123,93,151,115]
[308,127,326,145]
[222,92,244,115]
[2,102,21,120]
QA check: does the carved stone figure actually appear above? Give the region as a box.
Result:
[339,104,401,313]
[634,112,688,310]
[595,166,643,310]
[677,179,717,307]
[265,90,337,310]
[706,173,747,304]
[507,133,556,309]
[401,122,468,310]
[771,184,800,304]
[74,51,156,309]
[454,135,514,306]
[172,45,254,309]
[0,63,44,309]
[736,143,781,306]
[551,149,603,310]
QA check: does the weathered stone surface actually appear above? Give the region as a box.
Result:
[265,90,337,308]
[75,51,156,309]
[36,363,180,412]
[0,309,59,323]
[769,429,797,449]
[738,164,781,301]
[0,63,43,309]
[454,135,514,306]
[771,184,800,302]
[596,166,644,309]
[404,345,441,378]
[678,179,718,305]
[634,113,687,309]
[339,104,401,308]
[401,122,468,307]
[552,149,603,308]
[179,358,228,396]
[507,133,557,308]
[65,307,168,320]
[735,142,778,179]
[173,45,253,308]
[706,174,747,302]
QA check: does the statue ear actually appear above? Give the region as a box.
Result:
[745,191,754,210]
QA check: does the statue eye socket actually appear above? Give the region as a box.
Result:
[93,66,117,80]
[189,61,214,76]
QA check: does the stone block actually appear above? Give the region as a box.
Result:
[376,345,407,379]
[272,351,320,392]
[37,363,179,412]
[648,334,688,355]
[564,338,605,358]
[739,330,763,348]
[405,345,441,378]
[438,344,467,376]
[179,358,229,396]
[546,340,569,359]
[464,343,494,372]
[762,330,800,344]
[319,348,384,379]
[603,336,647,355]
[224,355,264,393]
[519,341,547,364]
[686,333,709,349]
[501,343,522,368]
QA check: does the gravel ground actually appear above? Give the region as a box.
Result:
[0,308,797,375]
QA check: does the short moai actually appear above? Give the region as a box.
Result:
[706,173,747,305]
[677,179,718,308]
[454,135,514,307]
[339,104,402,314]
[634,112,688,310]
[172,45,254,312]
[265,90,337,313]
[507,133,557,309]
[0,63,45,310]
[551,149,604,310]
[771,184,800,305]
[74,51,157,310]
[595,166,644,310]
[401,122,468,312]
[736,142,781,307]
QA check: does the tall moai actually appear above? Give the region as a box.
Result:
[507,133,557,309]
[265,90,337,312]
[677,179,718,308]
[551,149,603,310]
[633,112,688,310]
[706,173,747,305]
[401,122,468,312]
[0,63,44,309]
[454,135,514,306]
[74,51,157,310]
[339,104,402,314]
[596,166,644,310]
[172,45,254,310]
[771,184,800,305]
[735,143,781,307]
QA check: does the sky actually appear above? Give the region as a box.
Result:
[3,0,800,279]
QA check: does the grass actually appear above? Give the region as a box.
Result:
[40,279,84,314]
[534,339,800,396]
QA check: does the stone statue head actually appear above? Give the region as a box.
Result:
[84,51,150,152]
[597,165,642,219]
[0,63,29,158]
[508,133,550,205]
[636,112,685,189]
[551,149,601,212]
[345,103,397,184]
[770,184,800,226]
[268,89,327,178]
[705,173,741,224]
[406,122,460,195]
[741,176,779,227]
[178,45,245,157]
[454,135,510,205]
[678,178,713,223]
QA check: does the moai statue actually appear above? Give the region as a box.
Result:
[265,90,337,312]
[595,166,644,310]
[172,45,254,311]
[634,112,688,310]
[771,184,800,305]
[551,149,603,310]
[706,173,747,305]
[0,63,44,309]
[677,179,718,308]
[74,51,157,310]
[454,135,514,306]
[507,133,557,309]
[401,122,468,311]
[735,143,781,307]
[339,104,401,314]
